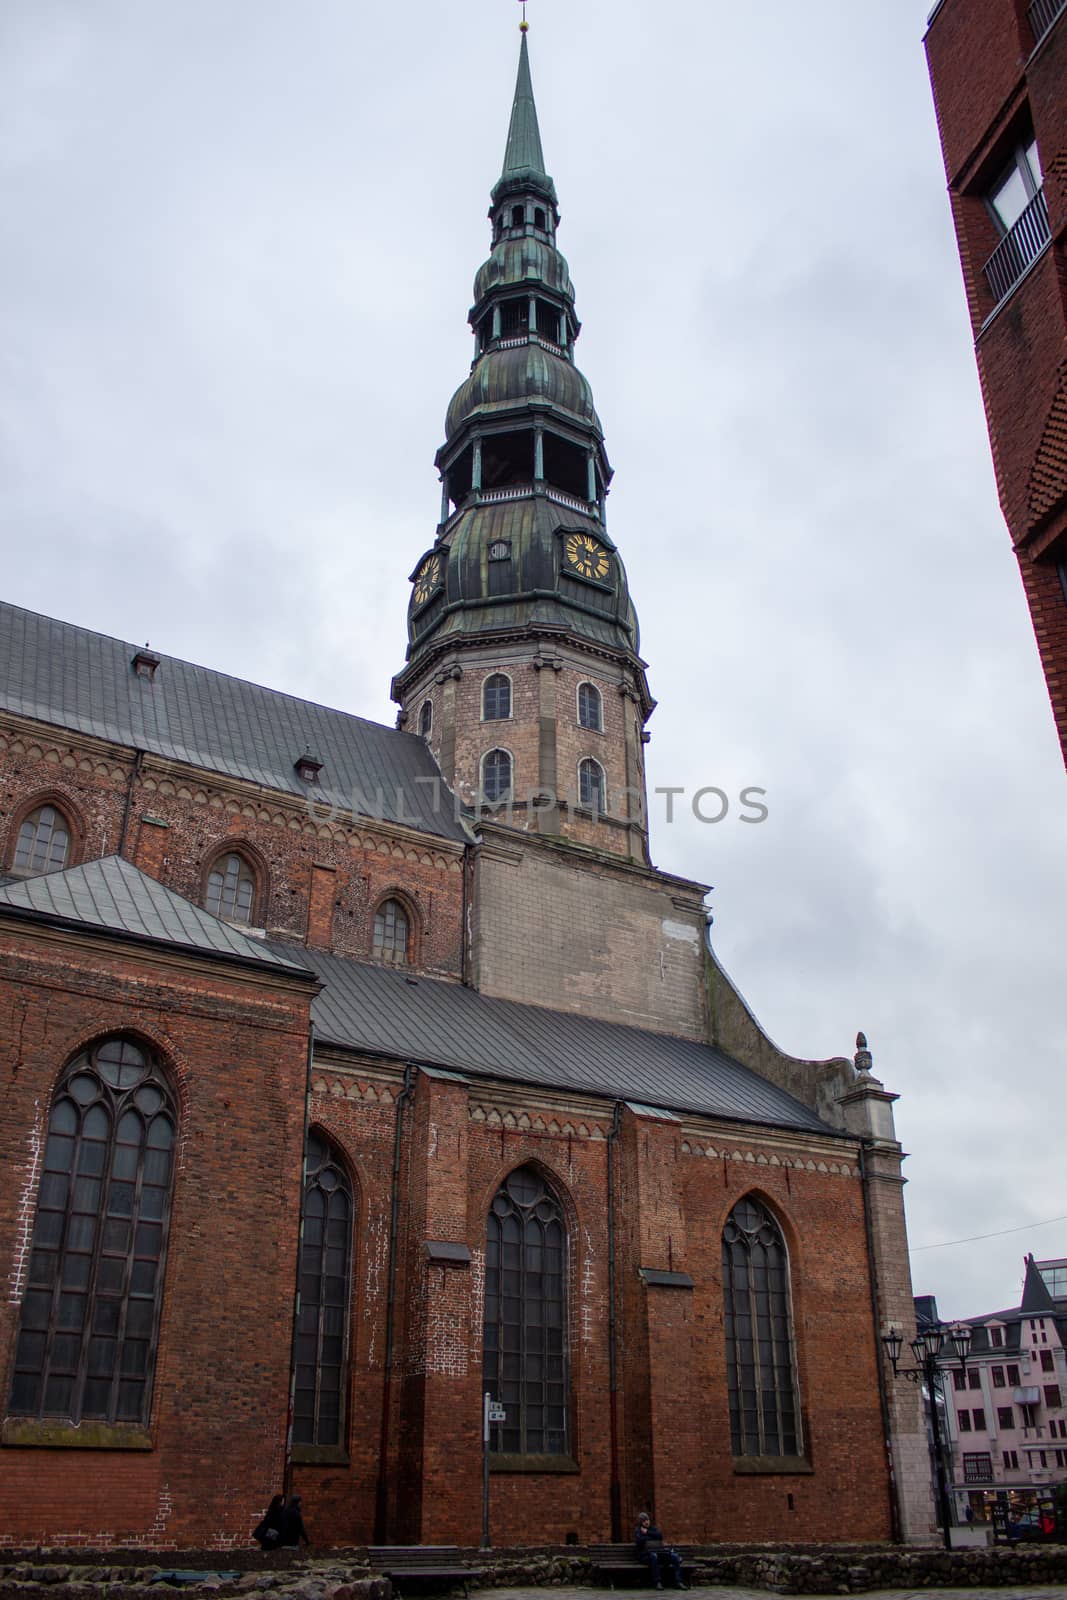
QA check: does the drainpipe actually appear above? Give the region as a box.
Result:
[375,1062,416,1542]
[606,1101,624,1540]
[284,1021,316,1499]
[859,1140,903,1543]
[118,750,144,857]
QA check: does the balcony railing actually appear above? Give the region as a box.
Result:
[984,187,1051,306]
[1029,0,1066,43]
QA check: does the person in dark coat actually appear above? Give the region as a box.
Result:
[279,1494,311,1548]
[253,1494,285,1550]
[634,1512,685,1589]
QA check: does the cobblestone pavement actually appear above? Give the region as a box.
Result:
[474,1589,1067,1600]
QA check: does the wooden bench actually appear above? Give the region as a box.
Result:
[366,1546,486,1597]
[588,1544,697,1590]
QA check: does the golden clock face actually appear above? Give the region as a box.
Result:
[564,532,610,582]
[413,553,443,606]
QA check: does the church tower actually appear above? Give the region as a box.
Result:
[392,32,654,864]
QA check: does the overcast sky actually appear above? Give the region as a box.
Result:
[2,1,1065,1321]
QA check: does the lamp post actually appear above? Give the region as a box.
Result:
[882,1321,972,1550]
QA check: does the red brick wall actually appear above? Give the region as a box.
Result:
[0,921,313,1548]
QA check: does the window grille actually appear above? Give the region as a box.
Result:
[373,898,410,966]
[14,805,71,873]
[205,853,256,924]
[293,1131,352,1448]
[722,1196,801,1458]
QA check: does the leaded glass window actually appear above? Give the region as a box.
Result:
[483,674,511,721]
[293,1131,352,1449]
[373,898,409,965]
[579,758,606,812]
[722,1196,801,1458]
[483,1166,568,1456]
[8,1037,176,1426]
[205,852,256,924]
[482,749,512,804]
[14,805,71,873]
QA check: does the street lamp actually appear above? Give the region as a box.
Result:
[882,1321,972,1550]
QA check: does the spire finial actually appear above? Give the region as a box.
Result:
[518,0,529,31]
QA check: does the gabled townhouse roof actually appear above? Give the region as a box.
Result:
[0,600,465,843]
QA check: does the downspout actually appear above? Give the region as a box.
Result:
[284,1021,316,1499]
[118,750,145,858]
[461,845,473,986]
[606,1100,624,1541]
[859,1140,903,1543]
[375,1061,416,1542]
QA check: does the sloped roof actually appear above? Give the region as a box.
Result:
[0,855,312,975]
[0,601,465,843]
[287,944,835,1136]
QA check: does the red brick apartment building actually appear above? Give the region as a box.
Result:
[0,37,930,1549]
[925,0,1067,763]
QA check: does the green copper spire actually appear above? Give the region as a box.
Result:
[501,32,546,181]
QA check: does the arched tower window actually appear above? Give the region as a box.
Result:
[722,1196,802,1459]
[511,204,525,228]
[577,682,602,732]
[483,673,512,721]
[373,897,410,966]
[294,1130,353,1450]
[578,758,606,812]
[481,749,513,805]
[14,805,72,874]
[419,699,433,738]
[483,1165,569,1456]
[205,852,257,925]
[8,1036,177,1426]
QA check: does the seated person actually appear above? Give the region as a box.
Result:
[634,1512,685,1589]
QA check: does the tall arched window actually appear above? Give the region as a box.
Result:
[373,897,410,965]
[579,758,606,812]
[8,1037,177,1426]
[483,673,511,721]
[722,1196,802,1459]
[14,805,72,874]
[419,699,433,738]
[483,1166,568,1457]
[205,852,256,924]
[577,682,602,732]
[482,749,513,804]
[294,1131,353,1450]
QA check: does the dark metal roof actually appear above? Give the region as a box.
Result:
[286,944,835,1136]
[0,601,465,843]
[0,855,312,974]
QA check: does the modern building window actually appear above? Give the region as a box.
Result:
[992,1365,1006,1387]
[205,852,256,924]
[481,748,513,805]
[722,1196,802,1459]
[983,136,1050,304]
[1044,1383,1061,1408]
[372,898,410,966]
[988,140,1042,233]
[13,804,72,874]
[419,700,432,738]
[483,1165,568,1457]
[578,758,606,812]
[293,1130,352,1450]
[8,1036,176,1426]
[954,1369,968,1392]
[958,1410,972,1432]
[1003,1449,1019,1469]
[968,1368,982,1389]
[972,1408,987,1431]
[998,1405,1015,1429]
[1007,1364,1021,1385]
[483,673,511,721]
[1041,1348,1055,1372]
[577,681,602,731]
[963,1452,993,1483]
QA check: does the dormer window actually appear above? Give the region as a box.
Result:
[132,646,160,681]
[294,749,323,783]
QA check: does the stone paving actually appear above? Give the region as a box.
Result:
[474,1590,1067,1600]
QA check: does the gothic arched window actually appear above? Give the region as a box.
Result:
[483,673,512,721]
[14,804,72,874]
[205,852,257,925]
[722,1196,802,1459]
[8,1037,177,1426]
[294,1131,353,1450]
[579,758,606,812]
[373,897,410,966]
[481,749,513,805]
[419,700,432,738]
[483,1166,569,1457]
[577,682,602,732]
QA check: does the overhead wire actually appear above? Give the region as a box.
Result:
[909,1214,1067,1253]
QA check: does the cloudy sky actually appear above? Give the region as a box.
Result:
[2,1,1065,1320]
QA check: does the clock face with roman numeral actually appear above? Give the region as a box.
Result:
[413,553,443,606]
[564,532,610,582]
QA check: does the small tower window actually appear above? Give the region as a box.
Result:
[482,749,513,805]
[14,805,72,874]
[577,682,602,732]
[535,299,561,344]
[483,673,512,721]
[534,207,547,231]
[205,852,256,925]
[511,205,525,228]
[373,898,410,966]
[419,700,433,738]
[500,299,530,337]
[579,758,606,813]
